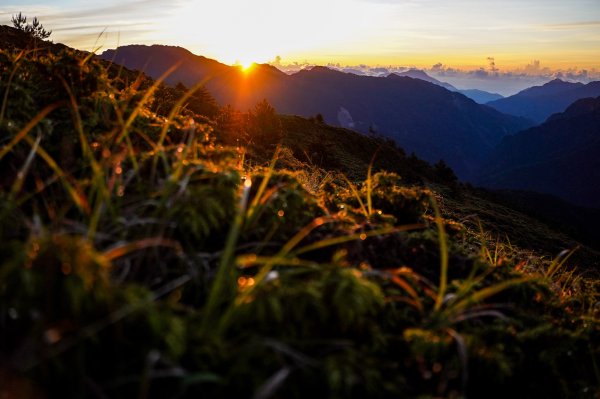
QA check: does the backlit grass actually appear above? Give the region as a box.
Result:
[0,30,598,399]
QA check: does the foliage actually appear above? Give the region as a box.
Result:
[214,103,248,145]
[213,99,283,151]
[11,13,52,40]
[152,82,219,120]
[246,99,283,148]
[434,159,458,186]
[0,26,598,399]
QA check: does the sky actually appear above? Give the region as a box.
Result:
[1,0,599,95]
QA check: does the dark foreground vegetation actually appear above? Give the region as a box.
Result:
[0,25,598,398]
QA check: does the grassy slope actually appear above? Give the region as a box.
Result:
[279,115,432,181]
[0,25,598,399]
[441,186,600,271]
[277,115,600,272]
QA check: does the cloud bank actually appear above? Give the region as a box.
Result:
[272,57,600,96]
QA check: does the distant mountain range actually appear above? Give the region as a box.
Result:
[391,69,503,103]
[486,79,600,123]
[479,96,600,208]
[99,45,530,180]
[392,69,457,91]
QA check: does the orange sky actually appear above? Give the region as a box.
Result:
[1,0,599,72]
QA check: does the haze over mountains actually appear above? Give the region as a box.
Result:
[392,69,504,104]
[479,96,600,208]
[459,89,504,104]
[100,45,530,180]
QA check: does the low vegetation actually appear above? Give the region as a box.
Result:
[0,24,598,398]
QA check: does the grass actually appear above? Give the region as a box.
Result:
[0,28,599,398]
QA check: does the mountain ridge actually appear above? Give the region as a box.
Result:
[479,96,600,208]
[486,78,600,123]
[99,45,532,180]
[391,68,457,91]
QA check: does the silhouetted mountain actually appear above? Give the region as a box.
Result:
[479,96,600,208]
[100,45,234,84]
[392,69,457,91]
[458,89,503,104]
[99,45,532,180]
[486,78,600,123]
[280,69,531,179]
[103,46,292,100]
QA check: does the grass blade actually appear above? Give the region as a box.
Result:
[9,134,41,198]
[115,62,181,145]
[341,174,367,217]
[23,135,90,214]
[546,247,579,278]
[431,195,449,312]
[201,177,253,333]
[448,276,534,314]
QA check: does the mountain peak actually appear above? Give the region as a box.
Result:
[309,66,337,73]
[403,69,429,78]
[487,78,600,123]
[517,78,583,97]
[548,95,600,122]
[392,69,433,80]
[252,63,286,75]
[390,69,457,91]
[101,44,192,58]
[293,66,348,78]
[545,78,567,85]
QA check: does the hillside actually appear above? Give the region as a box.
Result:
[479,96,600,208]
[1,25,599,399]
[99,45,532,180]
[487,78,600,123]
[274,116,600,261]
[475,189,600,249]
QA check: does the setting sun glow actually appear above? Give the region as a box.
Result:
[1,0,598,73]
[238,61,254,72]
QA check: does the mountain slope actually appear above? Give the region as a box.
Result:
[101,44,233,85]
[476,189,600,249]
[479,96,600,208]
[392,69,457,91]
[487,78,600,123]
[99,45,531,180]
[279,68,530,180]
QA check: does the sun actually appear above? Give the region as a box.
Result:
[235,59,255,72]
